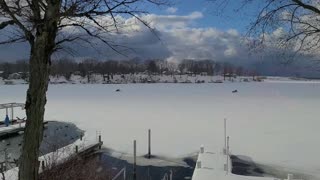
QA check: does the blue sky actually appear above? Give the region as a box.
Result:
[1,0,319,77]
[0,1,283,67]
[148,0,260,33]
[0,0,264,62]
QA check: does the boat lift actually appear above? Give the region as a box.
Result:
[0,103,25,126]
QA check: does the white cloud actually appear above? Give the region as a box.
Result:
[189,11,203,19]
[224,46,237,57]
[227,29,239,36]
[166,7,178,14]
[138,11,203,30]
[0,11,257,64]
[0,10,317,76]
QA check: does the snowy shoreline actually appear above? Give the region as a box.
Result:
[2,74,320,85]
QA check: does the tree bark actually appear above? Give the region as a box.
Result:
[18,36,51,180]
[19,1,60,178]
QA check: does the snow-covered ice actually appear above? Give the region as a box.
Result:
[0,81,320,179]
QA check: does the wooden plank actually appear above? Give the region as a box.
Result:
[0,121,48,139]
[77,141,103,157]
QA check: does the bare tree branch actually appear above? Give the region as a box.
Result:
[207,0,320,67]
[0,1,169,178]
[0,20,14,29]
[0,0,34,43]
[0,36,26,44]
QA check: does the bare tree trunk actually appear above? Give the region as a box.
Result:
[19,1,60,177]
[19,38,51,180]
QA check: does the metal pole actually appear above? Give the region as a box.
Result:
[99,134,102,149]
[224,118,227,154]
[5,108,8,116]
[226,136,230,174]
[133,140,137,180]
[11,106,14,124]
[148,129,151,159]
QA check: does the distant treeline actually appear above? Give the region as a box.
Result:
[0,59,257,80]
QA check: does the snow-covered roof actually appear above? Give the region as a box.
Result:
[0,103,25,109]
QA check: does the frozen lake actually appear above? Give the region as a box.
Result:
[1,82,320,178]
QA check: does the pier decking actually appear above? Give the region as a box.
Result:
[192,146,277,180]
[192,146,303,180]
[0,123,25,139]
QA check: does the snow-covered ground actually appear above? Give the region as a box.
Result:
[4,133,101,180]
[1,80,320,179]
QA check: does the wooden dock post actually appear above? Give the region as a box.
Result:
[133,140,137,180]
[11,105,14,124]
[148,129,151,159]
[224,118,227,155]
[75,145,78,153]
[98,135,102,149]
[226,136,230,174]
[0,163,3,173]
[41,161,45,171]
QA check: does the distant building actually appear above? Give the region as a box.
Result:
[8,73,22,80]
[224,73,237,78]
[200,72,208,76]
[4,80,14,85]
[73,71,81,76]
[174,70,181,75]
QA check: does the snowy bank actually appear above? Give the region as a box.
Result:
[3,133,101,180]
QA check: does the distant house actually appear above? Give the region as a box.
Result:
[200,72,208,76]
[162,71,172,76]
[8,73,22,80]
[213,80,223,83]
[0,71,4,78]
[243,78,249,82]
[4,80,14,85]
[174,70,181,75]
[185,71,193,76]
[73,71,81,76]
[224,73,237,78]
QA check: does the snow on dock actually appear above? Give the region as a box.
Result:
[0,123,25,136]
[3,133,103,180]
[192,119,303,180]
[192,146,302,180]
[192,146,275,180]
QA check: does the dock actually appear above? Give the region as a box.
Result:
[0,121,49,140]
[0,123,25,140]
[192,146,277,180]
[3,135,103,180]
[192,119,303,180]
